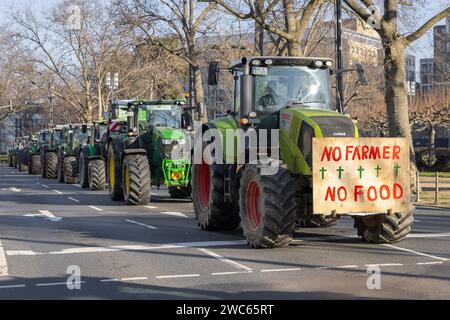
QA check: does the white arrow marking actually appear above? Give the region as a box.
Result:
[23,210,62,222]
[0,240,8,276]
[1,187,21,192]
[160,211,188,218]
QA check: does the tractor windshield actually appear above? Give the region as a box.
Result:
[54,130,68,144]
[140,105,182,129]
[74,128,90,144]
[39,132,51,144]
[254,66,333,114]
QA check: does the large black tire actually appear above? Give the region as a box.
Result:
[239,163,297,248]
[107,144,123,201]
[122,154,151,205]
[8,155,13,167]
[46,152,58,179]
[19,159,27,172]
[169,184,192,199]
[57,153,65,183]
[88,159,106,191]
[64,156,78,184]
[29,155,41,175]
[79,152,89,188]
[353,211,414,244]
[14,156,18,169]
[192,160,240,231]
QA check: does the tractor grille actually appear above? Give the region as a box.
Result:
[310,116,355,137]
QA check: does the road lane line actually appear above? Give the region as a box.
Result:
[156,274,200,279]
[67,197,80,203]
[125,219,158,230]
[160,211,188,218]
[7,240,248,256]
[383,244,448,261]
[417,261,443,265]
[36,281,85,287]
[260,268,301,273]
[121,277,148,281]
[145,206,158,209]
[6,250,37,256]
[89,206,103,212]
[0,284,26,289]
[198,248,253,271]
[334,265,359,269]
[212,271,253,276]
[41,184,49,189]
[100,279,120,282]
[53,190,63,195]
[73,184,81,188]
[0,240,8,276]
[364,263,404,267]
[406,233,450,238]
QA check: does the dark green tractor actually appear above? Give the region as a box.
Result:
[107,100,192,205]
[56,124,91,184]
[15,137,31,172]
[79,120,109,190]
[41,126,70,179]
[26,130,51,175]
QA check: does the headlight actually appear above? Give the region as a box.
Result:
[162,139,173,145]
[176,139,186,145]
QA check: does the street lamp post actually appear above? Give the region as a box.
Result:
[48,91,54,128]
[335,0,344,114]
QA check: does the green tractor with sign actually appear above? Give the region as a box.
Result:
[192,56,414,248]
[26,130,51,175]
[56,124,91,184]
[107,100,192,205]
[41,125,70,179]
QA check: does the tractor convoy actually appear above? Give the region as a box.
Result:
[6,55,415,250]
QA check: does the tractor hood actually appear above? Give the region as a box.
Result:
[153,127,187,141]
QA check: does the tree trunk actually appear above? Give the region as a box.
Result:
[192,64,207,123]
[429,125,436,149]
[254,0,265,55]
[97,81,103,120]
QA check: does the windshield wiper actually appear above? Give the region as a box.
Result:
[291,100,327,105]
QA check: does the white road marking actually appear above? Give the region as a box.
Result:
[212,271,253,276]
[53,190,63,195]
[416,261,443,265]
[198,248,252,271]
[383,244,448,261]
[36,281,85,287]
[334,265,359,269]
[315,266,330,270]
[89,206,103,212]
[0,284,26,289]
[125,219,158,230]
[160,211,188,218]
[1,187,21,192]
[23,210,62,222]
[67,197,80,203]
[6,250,36,256]
[406,233,450,238]
[73,184,81,188]
[156,274,200,279]
[41,184,49,189]
[364,263,404,267]
[0,240,8,276]
[145,206,158,209]
[121,277,148,281]
[260,268,301,273]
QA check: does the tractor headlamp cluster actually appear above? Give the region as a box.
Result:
[161,139,186,145]
[170,171,182,181]
[313,60,333,69]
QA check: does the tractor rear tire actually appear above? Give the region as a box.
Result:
[57,154,65,183]
[299,215,339,228]
[46,152,58,179]
[30,155,41,175]
[79,152,89,188]
[353,211,414,244]
[108,144,123,201]
[89,159,106,191]
[64,156,78,184]
[239,163,297,248]
[19,160,26,172]
[14,156,18,169]
[192,161,240,231]
[8,155,13,167]
[169,184,192,199]
[122,154,151,205]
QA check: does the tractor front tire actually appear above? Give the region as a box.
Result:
[239,163,297,248]
[299,215,339,228]
[192,161,240,231]
[64,156,78,184]
[122,154,151,205]
[353,211,414,244]
[46,152,58,179]
[57,154,65,183]
[8,155,13,167]
[79,152,89,188]
[30,155,41,175]
[19,159,27,172]
[108,144,123,201]
[89,159,106,191]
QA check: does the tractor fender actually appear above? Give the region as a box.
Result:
[88,155,104,161]
[123,149,147,156]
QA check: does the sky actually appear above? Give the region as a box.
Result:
[0,0,448,68]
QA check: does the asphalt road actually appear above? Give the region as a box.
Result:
[0,164,449,299]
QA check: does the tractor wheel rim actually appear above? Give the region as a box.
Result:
[124,166,130,195]
[109,154,114,188]
[197,162,210,209]
[246,181,261,231]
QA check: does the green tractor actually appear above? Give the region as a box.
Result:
[26,130,51,175]
[107,100,192,205]
[56,124,91,184]
[79,120,109,190]
[41,125,70,179]
[192,56,414,248]
[14,136,31,172]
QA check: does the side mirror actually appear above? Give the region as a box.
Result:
[208,61,219,86]
[356,63,368,86]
